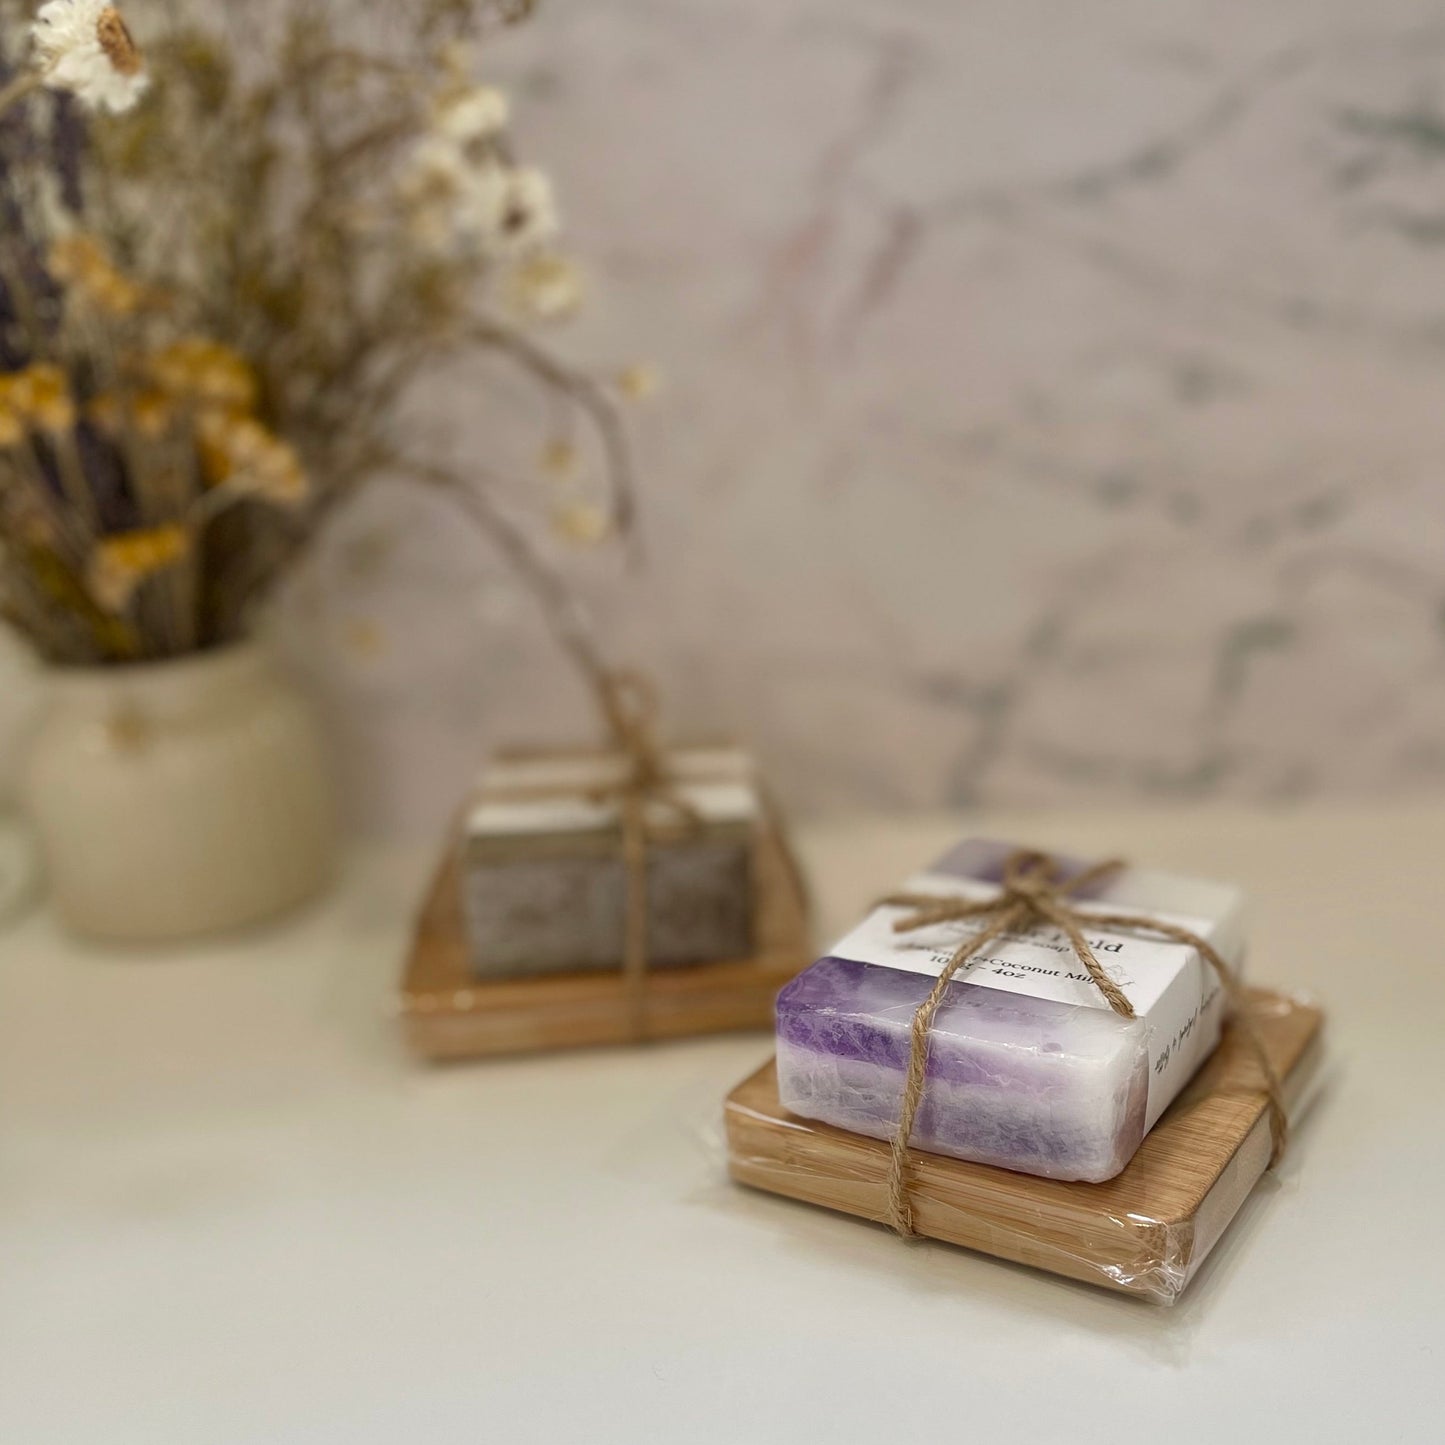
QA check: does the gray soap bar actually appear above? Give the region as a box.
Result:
[460,748,759,979]
[463,832,753,977]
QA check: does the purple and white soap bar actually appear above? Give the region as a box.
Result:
[775,839,1244,1182]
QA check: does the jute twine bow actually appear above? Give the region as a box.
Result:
[878,848,1289,1237]
[589,669,704,1040]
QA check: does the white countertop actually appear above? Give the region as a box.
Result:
[2,804,1441,1443]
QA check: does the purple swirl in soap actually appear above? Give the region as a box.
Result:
[776,956,1131,1089]
[773,838,1231,1181]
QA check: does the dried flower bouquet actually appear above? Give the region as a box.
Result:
[0,0,641,667]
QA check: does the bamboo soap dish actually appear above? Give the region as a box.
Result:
[725,986,1323,1303]
[402,815,811,1060]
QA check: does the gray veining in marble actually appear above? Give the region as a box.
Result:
[15,2,1445,835]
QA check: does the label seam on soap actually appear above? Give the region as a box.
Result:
[467,780,758,837]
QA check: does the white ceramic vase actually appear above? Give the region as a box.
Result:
[22,640,336,942]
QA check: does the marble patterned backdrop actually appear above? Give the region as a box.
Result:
[10,0,1445,834]
[298,0,1445,831]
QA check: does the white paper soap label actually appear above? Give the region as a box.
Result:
[827,873,1224,1127]
[468,780,757,839]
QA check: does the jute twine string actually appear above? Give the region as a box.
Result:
[510,664,807,1043]
[589,669,703,1041]
[878,848,1289,1237]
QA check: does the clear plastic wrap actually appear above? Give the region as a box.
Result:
[726,987,1324,1304]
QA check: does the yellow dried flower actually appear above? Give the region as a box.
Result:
[131,388,174,438]
[148,337,258,413]
[507,253,584,321]
[48,234,144,315]
[342,617,387,659]
[551,499,611,547]
[85,387,174,439]
[198,411,308,506]
[197,409,233,484]
[87,522,189,612]
[539,439,579,478]
[45,235,90,280]
[9,363,76,433]
[616,363,661,401]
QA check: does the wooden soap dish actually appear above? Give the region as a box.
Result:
[725,987,1323,1303]
[401,818,811,1060]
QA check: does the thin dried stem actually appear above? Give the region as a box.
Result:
[0,69,41,117]
[391,453,616,698]
[465,318,642,551]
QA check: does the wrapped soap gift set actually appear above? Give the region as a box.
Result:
[402,743,810,1060]
[725,837,1324,1303]
[398,677,1321,1303]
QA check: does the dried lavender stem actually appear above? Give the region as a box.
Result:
[48,428,102,534]
[0,247,44,354]
[16,436,90,564]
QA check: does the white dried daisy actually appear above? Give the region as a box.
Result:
[506,253,584,321]
[30,0,148,114]
[454,161,513,244]
[493,167,558,257]
[405,152,513,255]
[435,85,509,145]
[400,124,558,261]
[400,135,470,203]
